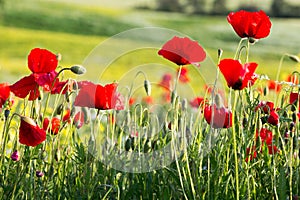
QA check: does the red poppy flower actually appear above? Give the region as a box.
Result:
[177,66,190,83]
[204,104,232,128]
[158,36,206,66]
[267,145,279,154]
[0,83,10,108]
[28,48,58,73]
[227,10,272,39]
[19,116,46,147]
[267,110,279,126]
[10,74,40,100]
[43,117,61,135]
[51,80,73,94]
[159,73,172,90]
[74,81,124,110]
[245,146,257,162]
[259,128,273,145]
[63,109,71,123]
[218,59,258,90]
[268,80,281,93]
[190,97,206,108]
[255,101,274,114]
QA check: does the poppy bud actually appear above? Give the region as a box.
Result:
[10,150,19,161]
[4,109,10,120]
[55,104,64,115]
[144,80,151,96]
[263,87,268,96]
[292,112,297,122]
[214,94,223,108]
[70,65,86,75]
[182,98,188,111]
[36,170,44,178]
[171,91,177,104]
[65,91,70,103]
[290,122,295,132]
[218,49,223,59]
[56,53,62,61]
[143,139,151,153]
[288,54,300,63]
[55,148,60,162]
[242,117,248,128]
[125,138,131,151]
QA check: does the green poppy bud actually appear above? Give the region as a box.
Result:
[144,80,151,96]
[70,65,86,75]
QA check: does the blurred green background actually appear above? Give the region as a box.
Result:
[0,0,299,89]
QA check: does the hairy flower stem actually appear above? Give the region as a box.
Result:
[234,38,247,60]
[232,91,239,200]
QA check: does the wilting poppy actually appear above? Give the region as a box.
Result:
[159,73,172,90]
[218,59,258,90]
[227,10,272,40]
[10,74,40,100]
[74,81,124,110]
[158,36,206,66]
[177,66,190,83]
[43,117,61,135]
[190,97,206,108]
[19,116,46,147]
[0,83,10,108]
[204,104,232,128]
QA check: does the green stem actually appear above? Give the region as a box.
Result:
[234,38,247,60]
[232,91,239,200]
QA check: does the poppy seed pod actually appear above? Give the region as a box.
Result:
[144,80,151,96]
[70,65,86,75]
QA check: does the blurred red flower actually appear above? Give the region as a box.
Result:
[286,74,299,85]
[158,36,206,66]
[177,66,190,83]
[74,81,124,110]
[19,116,46,147]
[290,92,300,105]
[190,97,206,108]
[74,111,85,129]
[227,10,272,39]
[43,117,61,135]
[204,104,232,128]
[142,96,154,105]
[129,97,135,106]
[0,83,10,108]
[268,80,281,93]
[159,73,172,90]
[218,59,258,90]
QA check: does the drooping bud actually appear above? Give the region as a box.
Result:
[4,109,10,120]
[144,80,151,96]
[55,104,64,115]
[10,150,19,161]
[288,54,300,63]
[182,98,188,111]
[70,65,86,75]
[214,94,224,108]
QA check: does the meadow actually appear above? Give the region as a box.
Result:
[0,0,300,199]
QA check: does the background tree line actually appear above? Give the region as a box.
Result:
[156,0,300,17]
